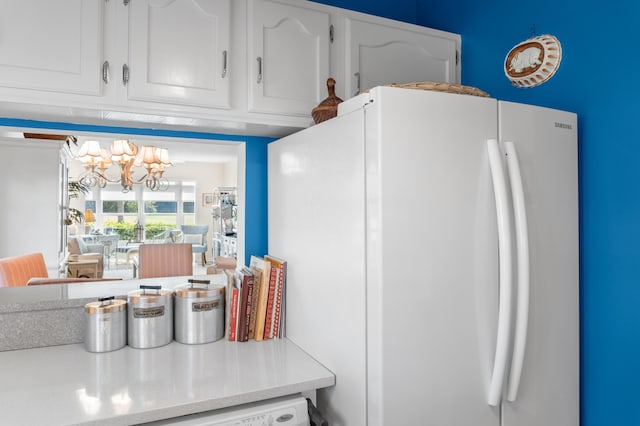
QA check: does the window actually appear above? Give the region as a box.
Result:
[86,180,197,238]
[182,181,196,225]
[99,186,139,225]
[144,184,178,236]
[85,200,97,213]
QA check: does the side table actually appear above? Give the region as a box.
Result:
[68,259,99,278]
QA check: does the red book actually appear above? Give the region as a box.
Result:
[263,265,278,340]
[243,273,255,341]
[238,269,254,342]
[228,287,239,342]
[266,256,287,339]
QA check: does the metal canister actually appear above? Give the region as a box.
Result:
[127,285,174,349]
[174,279,225,344]
[84,296,127,353]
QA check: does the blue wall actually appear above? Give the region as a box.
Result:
[0,118,270,267]
[414,1,640,425]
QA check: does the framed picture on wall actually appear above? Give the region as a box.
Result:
[202,193,214,207]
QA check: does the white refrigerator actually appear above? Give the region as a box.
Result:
[268,86,578,426]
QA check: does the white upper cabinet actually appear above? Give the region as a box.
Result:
[338,12,460,98]
[0,0,103,96]
[247,0,330,116]
[0,0,460,136]
[127,0,231,109]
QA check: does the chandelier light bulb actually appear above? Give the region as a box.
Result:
[99,148,113,169]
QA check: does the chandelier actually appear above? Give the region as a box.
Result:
[76,139,171,192]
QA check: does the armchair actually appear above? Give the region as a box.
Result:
[181,225,209,266]
[0,253,48,287]
[67,237,104,278]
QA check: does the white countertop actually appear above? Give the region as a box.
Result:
[0,338,334,425]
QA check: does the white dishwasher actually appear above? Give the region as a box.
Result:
[142,394,310,426]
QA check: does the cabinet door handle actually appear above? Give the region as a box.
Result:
[102,61,110,84]
[354,71,360,95]
[122,63,129,85]
[222,50,228,78]
[256,57,263,84]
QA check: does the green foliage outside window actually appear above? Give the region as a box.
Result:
[103,200,139,213]
[144,223,173,239]
[103,220,174,241]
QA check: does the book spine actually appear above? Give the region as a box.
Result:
[248,273,260,339]
[237,275,250,342]
[268,267,280,339]
[253,268,269,342]
[229,287,239,342]
[263,266,278,340]
[241,274,254,342]
[273,264,285,338]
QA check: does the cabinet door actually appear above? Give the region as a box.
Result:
[248,0,330,116]
[344,15,459,97]
[128,0,231,109]
[0,0,103,96]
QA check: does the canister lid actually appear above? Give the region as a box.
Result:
[85,297,127,314]
[174,282,225,299]
[127,285,174,303]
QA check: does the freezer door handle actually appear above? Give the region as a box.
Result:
[486,139,514,406]
[504,141,531,402]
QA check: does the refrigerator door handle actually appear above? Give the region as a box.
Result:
[504,141,530,402]
[486,139,514,407]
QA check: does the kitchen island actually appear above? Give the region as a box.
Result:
[0,338,334,425]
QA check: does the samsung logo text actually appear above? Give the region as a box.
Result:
[555,122,573,130]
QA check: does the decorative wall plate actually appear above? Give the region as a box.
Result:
[504,34,562,88]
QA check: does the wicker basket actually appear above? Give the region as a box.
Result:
[383,82,490,97]
[312,78,344,124]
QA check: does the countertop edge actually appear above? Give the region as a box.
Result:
[95,377,335,425]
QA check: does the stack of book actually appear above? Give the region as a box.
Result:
[226,255,287,342]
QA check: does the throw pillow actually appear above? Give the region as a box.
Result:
[68,237,81,255]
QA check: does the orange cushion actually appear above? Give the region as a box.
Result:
[0,253,49,287]
[137,243,193,279]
